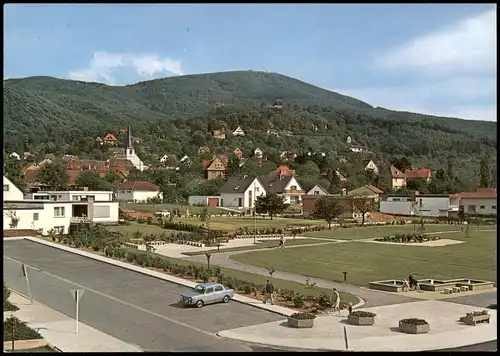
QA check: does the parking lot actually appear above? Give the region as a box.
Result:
[4,240,283,352]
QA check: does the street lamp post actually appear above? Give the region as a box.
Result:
[253,182,257,245]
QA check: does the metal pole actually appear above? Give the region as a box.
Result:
[21,264,33,304]
[254,182,257,244]
[343,326,349,351]
[11,323,15,352]
[75,291,79,334]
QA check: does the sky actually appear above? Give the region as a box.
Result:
[4,4,497,122]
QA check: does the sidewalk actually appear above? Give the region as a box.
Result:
[5,291,142,352]
[217,300,498,351]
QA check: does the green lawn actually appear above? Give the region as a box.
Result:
[122,247,358,304]
[231,230,497,286]
[122,203,224,214]
[179,216,325,232]
[302,224,481,240]
[182,238,327,256]
[106,222,176,238]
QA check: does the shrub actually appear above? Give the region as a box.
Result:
[318,293,332,310]
[4,316,42,341]
[351,310,376,318]
[466,310,489,317]
[241,284,253,294]
[3,284,18,312]
[487,304,497,310]
[293,294,305,308]
[399,318,428,325]
[290,312,316,320]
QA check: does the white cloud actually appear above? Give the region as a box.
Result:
[338,7,497,121]
[376,7,496,75]
[68,52,183,84]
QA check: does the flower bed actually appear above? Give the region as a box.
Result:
[459,310,490,326]
[347,310,376,326]
[399,318,430,334]
[288,312,316,328]
[3,317,43,342]
[375,233,440,243]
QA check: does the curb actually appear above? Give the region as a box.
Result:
[22,237,297,317]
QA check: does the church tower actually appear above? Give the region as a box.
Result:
[127,124,134,154]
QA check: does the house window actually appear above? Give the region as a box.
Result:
[53,226,65,234]
[290,185,297,190]
[54,207,65,218]
[314,191,319,195]
[33,213,39,221]
[492,206,497,210]
[3,184,9,191]
[238,198,243,207]
[480,205,485,209]
[256,187,260,193]
[467,205,476,213]
[127,190,132,193]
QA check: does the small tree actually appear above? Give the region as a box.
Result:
[313,196,344,229]
[205,252,212,270]
[352,195,375,226]
[255,193,287,220]
[199,206,210,228]
[6,211,20,229]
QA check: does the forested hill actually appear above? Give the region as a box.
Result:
[3,71,497,166]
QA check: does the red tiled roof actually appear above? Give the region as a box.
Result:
[119,181,159,191]
[365,184,384,194]
[405,168,432,179]
[450,188,496,199]
[202,160,212,169]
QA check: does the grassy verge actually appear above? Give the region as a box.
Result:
[4,316,43,342]
[182,238,328,256]
[232,230,497,286]
[302,224,493,240]
[105,222,174,236]
[122,203,224,214]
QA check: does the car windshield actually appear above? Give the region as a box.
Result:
[193,285,205,293]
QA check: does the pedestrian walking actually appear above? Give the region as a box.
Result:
[263,279,274,305]
[279,235,286,249]
[332,288,341,314]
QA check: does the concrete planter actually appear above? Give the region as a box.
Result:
[462,314,490,326]
[348,314,375,326]
[287,317,314,328]
[399,321,430,334]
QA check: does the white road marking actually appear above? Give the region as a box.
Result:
[5,256,217,338]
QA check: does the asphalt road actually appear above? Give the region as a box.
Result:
[3,240,290,352]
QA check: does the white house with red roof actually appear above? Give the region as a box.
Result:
[348,184,384,201]
[117,181,162,203]
[450,188,497,216]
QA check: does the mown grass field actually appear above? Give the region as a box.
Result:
[231,229,497,286]
[302,224,484,240]
[182,238,328,255]
[106,222,176,237]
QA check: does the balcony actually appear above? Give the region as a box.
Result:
[284,189,305,195]
[449,205,459,212]
[70,217,91,224]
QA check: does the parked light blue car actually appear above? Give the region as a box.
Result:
[180,282,235,308]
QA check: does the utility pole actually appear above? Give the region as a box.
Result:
[253,182,257,245]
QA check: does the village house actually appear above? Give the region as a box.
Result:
[380,193,459,218]
[9,152,21,160]
[213,129,226,140]
[203,155,228,180]
[117,181,162,203]
[267,129,279,137]
[390,165,407,190]
[348,184,384,201]
[108,126,148,171]
[95,137,104,145]
[103,133,118,146]
[390,166,432,190]
[24,152,36,161]
[198,146,210,155]
[232,126,245,137]
[364,160,379,175]
[259,173,304,205]
[275,165,295,177]
[306,184,329,196]
[233,148,243,159]
[3,176,119,235]
[254,148,263,159]
[451,188,497,216]
[220,175,266,209]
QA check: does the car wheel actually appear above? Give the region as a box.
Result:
[196,300,204,308]
[223,295,230,303]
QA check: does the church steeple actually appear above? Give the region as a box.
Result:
[127,124,133,149]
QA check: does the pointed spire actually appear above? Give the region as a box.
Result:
[127,124,133,149]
